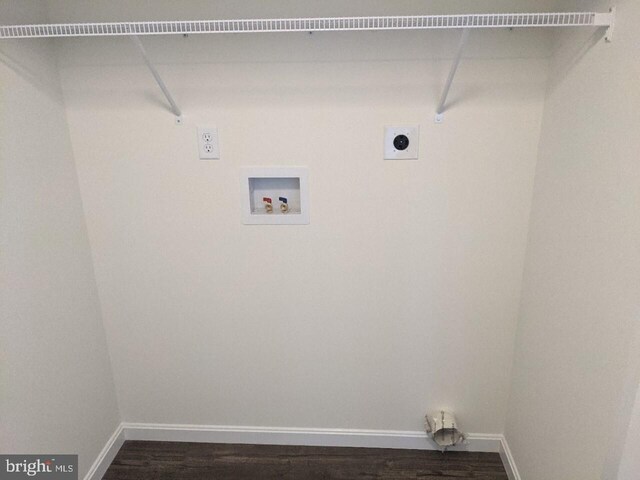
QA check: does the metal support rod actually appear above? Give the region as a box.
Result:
[436,28,470,115]
[131,35,182,118]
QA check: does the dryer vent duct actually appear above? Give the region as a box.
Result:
[425,410,466,451]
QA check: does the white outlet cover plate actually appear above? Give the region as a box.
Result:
[384,126,419,160]
[197,126,220,159]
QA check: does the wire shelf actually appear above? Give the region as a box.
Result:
[0,12,611,39]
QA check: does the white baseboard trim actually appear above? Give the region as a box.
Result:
[121,422,503,453]
[85,422,511,479]
[499,436,521,480]
[83,423,125,480]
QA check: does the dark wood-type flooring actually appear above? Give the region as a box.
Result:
[103,441,508,479]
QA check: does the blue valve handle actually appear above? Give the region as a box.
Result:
[278,197,288,204]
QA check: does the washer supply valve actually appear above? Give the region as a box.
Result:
[279,197,289,213]
[263,197,273,213]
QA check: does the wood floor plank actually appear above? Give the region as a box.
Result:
[103,441,508,479]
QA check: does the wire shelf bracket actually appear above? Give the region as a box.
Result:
[435,28,470,123]
[130,35,182,123]
[604,7,615,42]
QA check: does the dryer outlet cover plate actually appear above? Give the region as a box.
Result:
[384,126,419,160]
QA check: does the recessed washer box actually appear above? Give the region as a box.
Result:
[241,167,309,225]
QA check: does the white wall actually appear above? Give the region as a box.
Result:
[46,0,553,433]
[0,1,120,477]
[618,380,640,480]
[505,0,640,478]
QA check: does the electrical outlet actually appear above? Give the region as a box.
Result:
[384,126,419,160]
[197,126,220,159]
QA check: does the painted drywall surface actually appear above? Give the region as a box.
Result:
[45,0,563,22]
[603,321,640,480]
[617,380,640,480]
[50,0,550,432]
[505,0,640,478]
[0,1,120,476]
